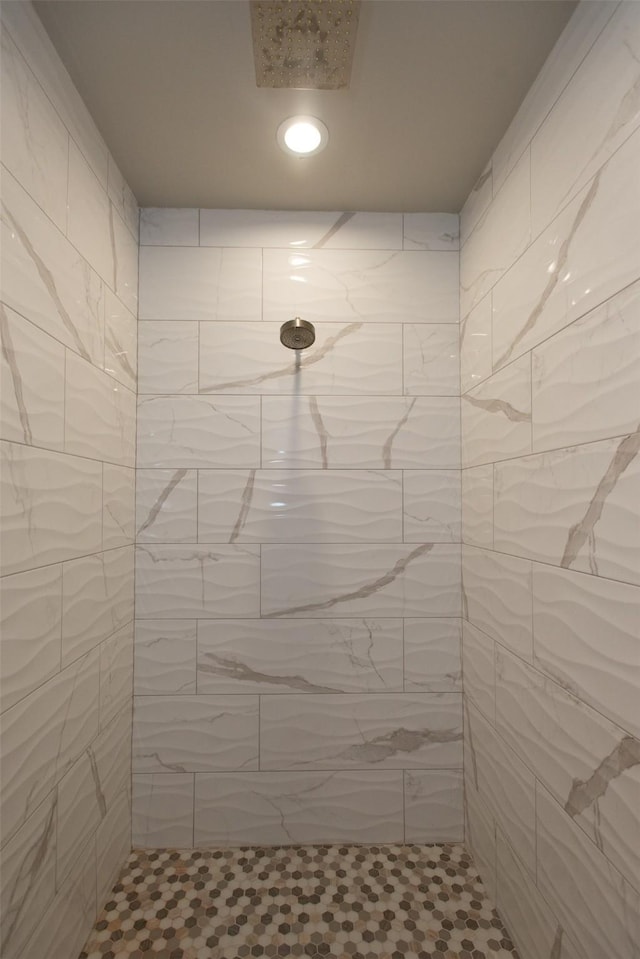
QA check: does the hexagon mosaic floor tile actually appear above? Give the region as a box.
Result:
[79,843,520,959]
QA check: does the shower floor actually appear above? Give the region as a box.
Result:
[79,843,519,959]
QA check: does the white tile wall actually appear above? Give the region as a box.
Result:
[0,5,138,956]
[135,210,462,844]
[460,5,640,957]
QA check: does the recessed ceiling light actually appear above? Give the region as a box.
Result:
[277,116,328,157]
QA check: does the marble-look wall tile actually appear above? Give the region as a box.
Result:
[65,352,136,467]
[536,783,639,959]
[260,693,462,770]
[402,470,460,543]
[96,786,132,907]
[0,441,102,577]
[404,769,464,842]
[196,619,403,695]
[200,210,403,250]
[194,771,404,846]
[496,648,639,888]
[200,321,403,396]
[462,355,532,468]
[0,304,65,451]
[61,546,134,667]
[261,395,460,470]
[102,464,135,549]
[138,246,261,321]
[492,127,640,372]
[403,324,460,395]
[132,695,258,773]
[462,546,533,660]
[403,619,462,693]
[0,565,62,713]
[134,620,197,695]
[460,152,530,318]
[140,208,199,246]
[463,772,496,902]
[460,163,493,248]
[461,466,493,548]
[403,213,459,251]
[137,394,260,469]
[261,543,461,619]
[1,168,104,365]
[465,701,536,876]
[198,469,402,544]
[533,564,640,739]
[0,649,99,844]
[460,293,492,393]
[532,281,640,453]
[138,321,199,394]
[106,155,139,241]
[530,4,640,236]
[110,205,138,316]
[104,289,137,392]
[20,850,97,959]
[0,29,69,233]
[493,434,640,585]
[263,250,459,325]
[132,774,195,847]
[135,544,260,619]
[67,140,114,288]
[461,621,495,722]
[0,789,57,959]
[136,468,198,543]
[99,622,134,730]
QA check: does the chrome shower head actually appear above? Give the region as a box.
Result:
[280,317,316,350]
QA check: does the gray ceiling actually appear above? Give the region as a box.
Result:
[34,0,577,212]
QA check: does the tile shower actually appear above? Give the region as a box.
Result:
[0,3,639,959]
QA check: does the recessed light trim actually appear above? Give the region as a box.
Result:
[277,116,328,157]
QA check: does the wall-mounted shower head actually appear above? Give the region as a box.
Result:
[280,317,316,350]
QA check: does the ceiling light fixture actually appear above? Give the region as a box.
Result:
[277,116,328,157]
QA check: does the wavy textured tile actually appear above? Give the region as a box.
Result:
[461,465,493,548]
[138,246,261,321]
[493,434,640,585]
[496,648,639,889]
[102,464,135,549]
[65,351,136,467]
[0,649,100,844]
[134,620,197,695]
[462,354,532,467]
[403,213,459,251]
[99,622,134,730]
[62,546,134,668]
[404,769,463,842]
[67,140,114,288]
[533,564,640,738]
[261,543,461,619]
[104,288,137,392]
[530,3,640,235]
[463,771,496,902]
[198,469,402,543]
[132,695,258,773]
[137,321,199,394]
[0,440,102,576]
[402,470,460,543]
[262,395,460,470]
[0,565,61,713]
[403,618,461,693]
[199,321,402,396]
[136,468,198,543]
[460,152,530,318]
[403,324,460,396]
[536,782,640,959]
[492,127,640,372]
[460,293,492,394]
[263,249,459,325]
[462,546,533,660]
[465,700,535,876]
[0,303,65,450]
[532,281,640,452]
[460,162,492,248]
[135,544,260,619]
[137,394,260,469]
[107,154,139,241]
[139,208,199,246]
[96,786,132,906]
[194,771,404,846]
[200,210,403,250]
[1,167,104,364]
[132,774,195,847]
[196,619,403,695]
[462,621,495,722]
[260,693,462,770]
